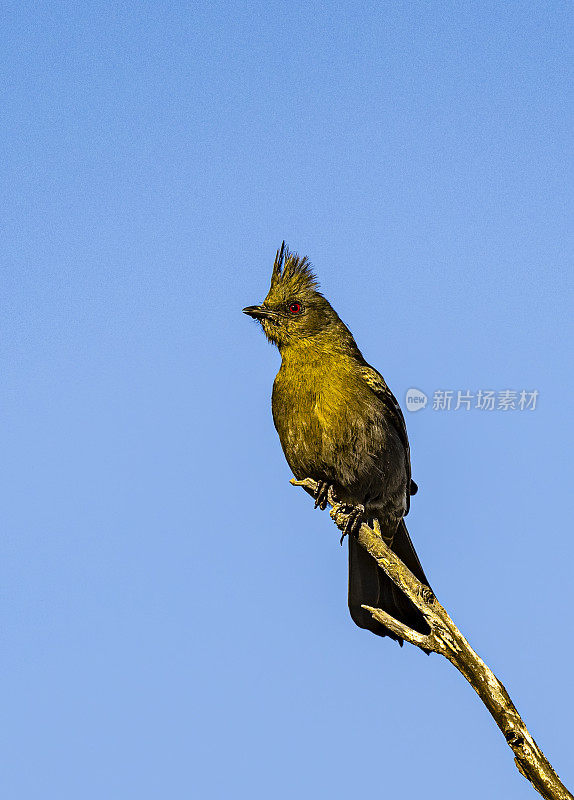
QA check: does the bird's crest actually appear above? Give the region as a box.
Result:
[270,241,320,296]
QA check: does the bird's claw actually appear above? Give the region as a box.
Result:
[313,480,333,511]
[338,504,365,544]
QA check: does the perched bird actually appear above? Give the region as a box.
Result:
[243,243,430,643]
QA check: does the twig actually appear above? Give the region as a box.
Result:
[291,477,572,800]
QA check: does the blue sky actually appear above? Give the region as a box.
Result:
[2,2,572,798]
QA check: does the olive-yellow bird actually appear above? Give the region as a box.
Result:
[243,243,430,643]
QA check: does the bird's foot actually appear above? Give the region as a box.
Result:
[313,480,334,511]
[338,504,365,545]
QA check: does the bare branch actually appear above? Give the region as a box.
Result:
[290,477,573,800]
[361,604,433,649]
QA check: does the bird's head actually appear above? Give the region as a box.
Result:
[243,242,340,350]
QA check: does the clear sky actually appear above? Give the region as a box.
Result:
[2,2,572,798]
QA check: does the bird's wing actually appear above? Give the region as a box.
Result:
[359,365,417,507]
[359,366,409,450]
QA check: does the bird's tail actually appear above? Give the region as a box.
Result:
[348,519,430,644]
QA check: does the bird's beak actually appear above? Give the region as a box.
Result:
[243,305,273,320]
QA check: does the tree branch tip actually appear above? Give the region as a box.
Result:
[290,478,313,488]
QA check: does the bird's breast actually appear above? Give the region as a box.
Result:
[271,358,388,489]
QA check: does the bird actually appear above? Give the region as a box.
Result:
[243,242,431,644]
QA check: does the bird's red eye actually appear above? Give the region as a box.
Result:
[289,302,302,314]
